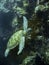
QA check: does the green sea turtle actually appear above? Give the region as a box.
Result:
[4,16,30,57]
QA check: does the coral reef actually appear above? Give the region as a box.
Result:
[0,0,49,65]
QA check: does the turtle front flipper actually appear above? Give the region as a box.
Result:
[23,16,28,32]
[17,36,25,55]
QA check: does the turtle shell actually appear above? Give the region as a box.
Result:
[7,30,23,50]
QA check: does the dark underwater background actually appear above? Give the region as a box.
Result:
[0,0,49,65]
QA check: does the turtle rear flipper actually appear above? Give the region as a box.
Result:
[4,49,10,57]
[17,36,25,55]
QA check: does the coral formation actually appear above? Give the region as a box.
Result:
[0,0,49,65]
